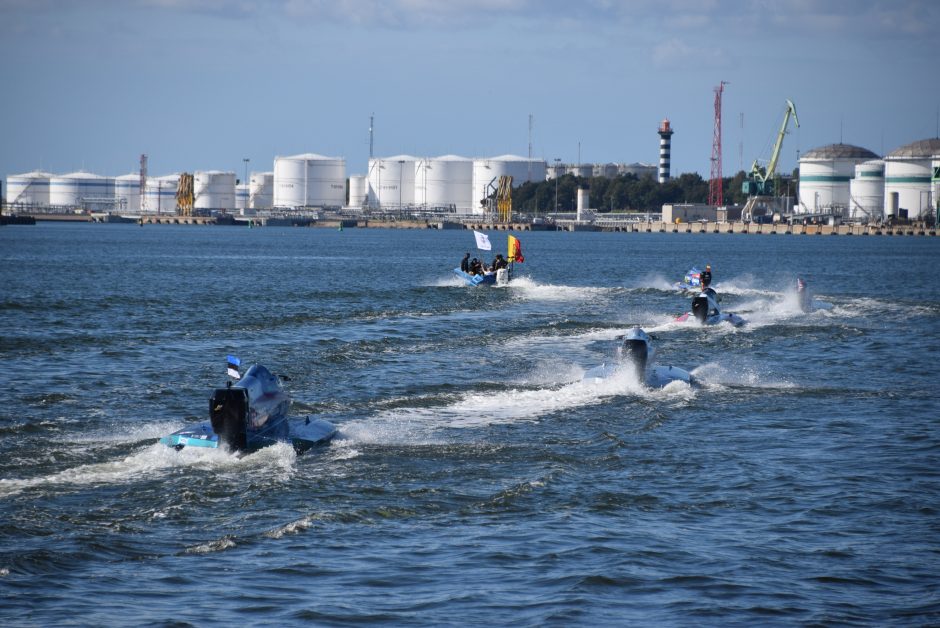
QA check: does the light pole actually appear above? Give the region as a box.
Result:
[554,158,561,212]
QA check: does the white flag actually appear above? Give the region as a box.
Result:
[473,230,492,251]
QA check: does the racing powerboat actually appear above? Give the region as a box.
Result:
[797,277,812,313]
[675,287,746,327]
[583,327,694,388]
[675,266,704,292]
[160,361,336,455]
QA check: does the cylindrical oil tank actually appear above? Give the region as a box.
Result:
[848,160,884,221]
[593,163,618,178]
[249,171,274,209]
[470,155,547,215]
[414,155,472,213]
[367,155,416,209]
[348,175,368,208]
[566,164,593,178]
[273,153,346,209]
[49,171,115,210]
[236,183,249,211]
[798,144,878,213]
[194,170,236,211]
[618,163,657,178]
[545,162,566,180]
[143,174,180,214]
[114,173,141,212]
[6,170,52,206]
[883,138,940,219]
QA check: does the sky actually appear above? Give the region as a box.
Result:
[2,0,938,182]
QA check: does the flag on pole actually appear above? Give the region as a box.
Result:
[508,235,524,263]
[227,355,241,379]
[473,230,492,251]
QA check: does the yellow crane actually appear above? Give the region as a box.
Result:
[496,175,512,223]
[176,173,194,216]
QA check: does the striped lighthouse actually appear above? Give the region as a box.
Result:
[658,119,674,183]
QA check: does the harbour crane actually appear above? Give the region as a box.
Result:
[741,99,799,221]
[743,99,799,197]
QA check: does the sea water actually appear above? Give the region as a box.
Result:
[1,222,939,625]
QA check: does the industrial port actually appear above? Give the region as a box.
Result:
[4,91,940,233]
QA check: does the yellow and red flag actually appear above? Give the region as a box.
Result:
[508,235,524,263]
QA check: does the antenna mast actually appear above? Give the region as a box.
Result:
[139,154,148,212]
[709,81,727,207]
[369,113,374,160]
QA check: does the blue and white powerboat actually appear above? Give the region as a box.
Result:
[675,266,704,292]
[160,361,336,455]
[453,267,509,286]
[675,287,746,327]
[583,327,694,388]
[453,232,523,287]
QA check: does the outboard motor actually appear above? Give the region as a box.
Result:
[210,384,249,452]
[691,295,710,323]
[209,365,290,453]
[797,278,811,313]
[620,328,650,373]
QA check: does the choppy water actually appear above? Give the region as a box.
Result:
[1,222,939,625]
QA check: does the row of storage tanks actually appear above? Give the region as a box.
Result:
[797,137,940,219]
[5,169,277,213]
[6,153,656,215]
[9,138,938,218]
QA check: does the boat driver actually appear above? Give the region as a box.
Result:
[701,265,712,289]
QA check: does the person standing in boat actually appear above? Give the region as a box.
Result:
[701,265,712,289]
[491,254,507,270]
[460,252,471,272]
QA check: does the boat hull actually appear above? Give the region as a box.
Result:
[160,417,336,454]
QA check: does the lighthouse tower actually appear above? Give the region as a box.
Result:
[658,119,674,183]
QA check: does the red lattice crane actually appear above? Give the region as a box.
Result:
[708,81,728,207]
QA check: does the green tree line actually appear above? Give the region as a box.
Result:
[512,168,800,214]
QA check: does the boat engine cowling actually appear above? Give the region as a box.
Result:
[620,328,651,373]
[210,386,250,452]
[691,295,710,322]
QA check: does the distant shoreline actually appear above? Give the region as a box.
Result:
[8,212,937,236]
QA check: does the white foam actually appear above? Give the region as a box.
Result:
[508,276,613,302]
[0,441,297,499]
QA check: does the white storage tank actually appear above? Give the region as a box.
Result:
[6,170,52,207]
[545,162,566,180]
[273,153,346,209]
[798,143,878,213]
[348,175,368,208]
[619,163,657,178]
[566,164,593,178]
[114,173,141,212]
[143,174,180,214]
[848,160,884,221]
[194,170,236,212]
[49,171,115,210]
[415,155,472,213]
[236,184,249,211]
[471,155,547,215]
[367,155,416,209]
[593,163,619,178]
[883,138,940,219]
[249,171,274,209]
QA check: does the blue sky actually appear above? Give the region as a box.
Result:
[2,0,937,181]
